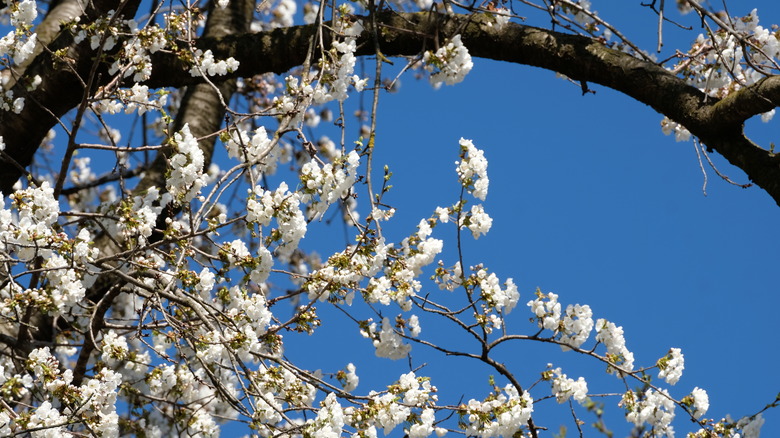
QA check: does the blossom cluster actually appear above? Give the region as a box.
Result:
[93,83,169,116]
[623,388,676,437]
[424,34,474,87]
[661,8,779,139]
[0,0,37,66]
[226,126,274,164]
[460,384,534,438]
[455,138,489,201]
[595,318,635,375]
[0,347,123,437]
[300,150,361,220]
[275,5,366,119]
[167,124,207,203]
[657,347,685,385]
[189,49,240,77]
[247,181,307,258]
[547,366,588,404]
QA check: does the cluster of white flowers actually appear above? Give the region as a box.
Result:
[167,124,207,203]
[146,362,237,434]
[456,138,488,198]
[475,267,519,314]
[278,7,365,110]
[424,35,474,87]
[80,17,166,82]
[300,150,360,220]
[408,314,421,337]
[558,303,593,350]
[595,318,635,375]
[623,388,676,438]
[10,0,37,28]
[338,372,441,437]
[93,83,169,116]
[247,182,307,258]
[657,348,685,385]
[689,387,709,419]
[549,367,588,404]
[307,393,345,438]
[43,254,86,315]
[4,181,60,260]
[405,219,444,275]
[258,0,297,29]
[365,392,410,434]
[362,220,443,310]
[680,9,778,97]
[489,8,511,30]
[339,363,359,392]
[225,284,273,333]
[189,49,240,77]
[398,371,438,406]
[370,317,411,359]
[655,9,780,138]
[24,400,67,436]
[190,282,275,362]
[0,0,37,65]
[307,239,387,304]
[736,413,765,438]
[314,7,366,102]
[407,408,436,438]
[461,204,492,239]
[434,261,463,291]
[5,348,123,437]
[222,239,250,268]
[365,273,412,310]
[527,291,562,332]
[226,126,274,164]
[115,186,172,244]
[660,117,692,142]
[461,384,534,438]
[0,89,25,113]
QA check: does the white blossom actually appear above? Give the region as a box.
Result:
[461,385,533,438]
[624,388,675,437]
[595,318,635,375]
[167,124,207,203]
[462,204,492,239]
[558,304,593,350]
[343,363,359,392]
[424,35,474,87]
[226,126,273,164]
[527,291,561,332]
[373,317,411,360]
[690,387,709,419]
[657,348,684,385]
[550,367,588,404]
[189,49,240,77]
[737,413,764,438]
[455,138,489,200]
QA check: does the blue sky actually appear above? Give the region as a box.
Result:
[282,2,780,437]
[18,0,778,435]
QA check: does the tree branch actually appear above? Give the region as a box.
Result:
[3,11,780,205]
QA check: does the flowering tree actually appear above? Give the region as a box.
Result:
[0,0,777,436]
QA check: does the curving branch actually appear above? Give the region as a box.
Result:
[2,11,780,205]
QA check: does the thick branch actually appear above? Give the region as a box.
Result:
[145,11,780,206]
[3,11,780,205]
[710,75,780,124]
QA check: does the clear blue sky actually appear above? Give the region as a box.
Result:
[283,2,780,437]
[23,0,777,435]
